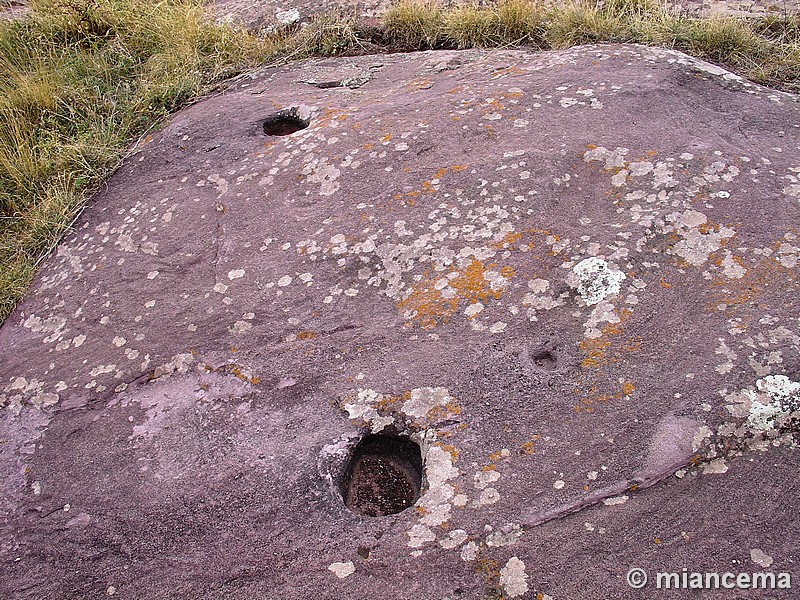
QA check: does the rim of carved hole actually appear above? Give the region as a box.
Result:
[262,109,309,136]
[341,434,423,517]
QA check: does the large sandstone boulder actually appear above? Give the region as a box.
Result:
[1,45,798,599]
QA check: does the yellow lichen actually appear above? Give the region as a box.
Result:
[397,258,515,329]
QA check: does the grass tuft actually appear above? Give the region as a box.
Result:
[382,0,445,49]
[290,11,363,57]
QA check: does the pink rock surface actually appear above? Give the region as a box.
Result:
[1,45,798,598]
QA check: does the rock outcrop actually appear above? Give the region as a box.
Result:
[1,45,798,599]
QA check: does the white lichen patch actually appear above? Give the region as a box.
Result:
[228,320,252,334]
[460,541,479,561]
[439,529,469,549]
[327,561,355,579]
[342,388,394,433]
[407,523,436,548]
[303,157,341,196]
[499,557,529,598]
[401,387,453,419]
[569,257,626,306]
[486,523,523,547]
[477,487,500,505]
[750,548,774,568]
[720,250,747,279]
[583,298,622,339]
[151,353,194,379]
[723,374,800,447]
[746,375,799,431]
[474,468,500,489]
[715,339,736,375]
[738,375,800,433]
[0,377,60,413]
[584,146,629,170]
[416,444,459,527]
[703,458,728,474]
[602,495,628,506]
[667,210,735,267]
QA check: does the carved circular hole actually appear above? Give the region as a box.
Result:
[262,110,309,136]
[341,434,422,517]
[531,349,557,371]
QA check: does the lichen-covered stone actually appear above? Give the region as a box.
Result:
[1,45,798,599]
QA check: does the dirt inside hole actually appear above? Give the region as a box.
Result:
[343,435,422,517]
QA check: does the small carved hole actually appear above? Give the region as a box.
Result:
[342,434,422,517]
[531,350,557,371]
[262,110,309,136]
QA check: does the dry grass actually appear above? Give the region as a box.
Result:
[0,0,798,322]
[440,0,546,48]
[382,0,445,48]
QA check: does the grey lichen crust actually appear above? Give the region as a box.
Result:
[1,45,799,599]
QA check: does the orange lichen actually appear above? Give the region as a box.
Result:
[698,221,721,235]
[297,331,316,340]
[579,335,614,369]
[493,231,523,250]
[444,399,462,415]
[490,65,526,78]
[228,365,260,385]
[398,166,469,204]
[621,381,636,396]
[451,260,506,303]
[579,311,638,369]
[708,247,797,312]
[407,78,433,91]
[397,259,514,329]
[474,558,501,587]
[438,444,460,460]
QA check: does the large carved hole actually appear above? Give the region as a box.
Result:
[342,434,422,517]
[262,110,309,136]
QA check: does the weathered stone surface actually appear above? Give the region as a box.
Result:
[1,45,799,598]
[208,0,800,29]
[211,0,391,29]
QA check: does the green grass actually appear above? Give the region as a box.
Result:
[0,0,798,322]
